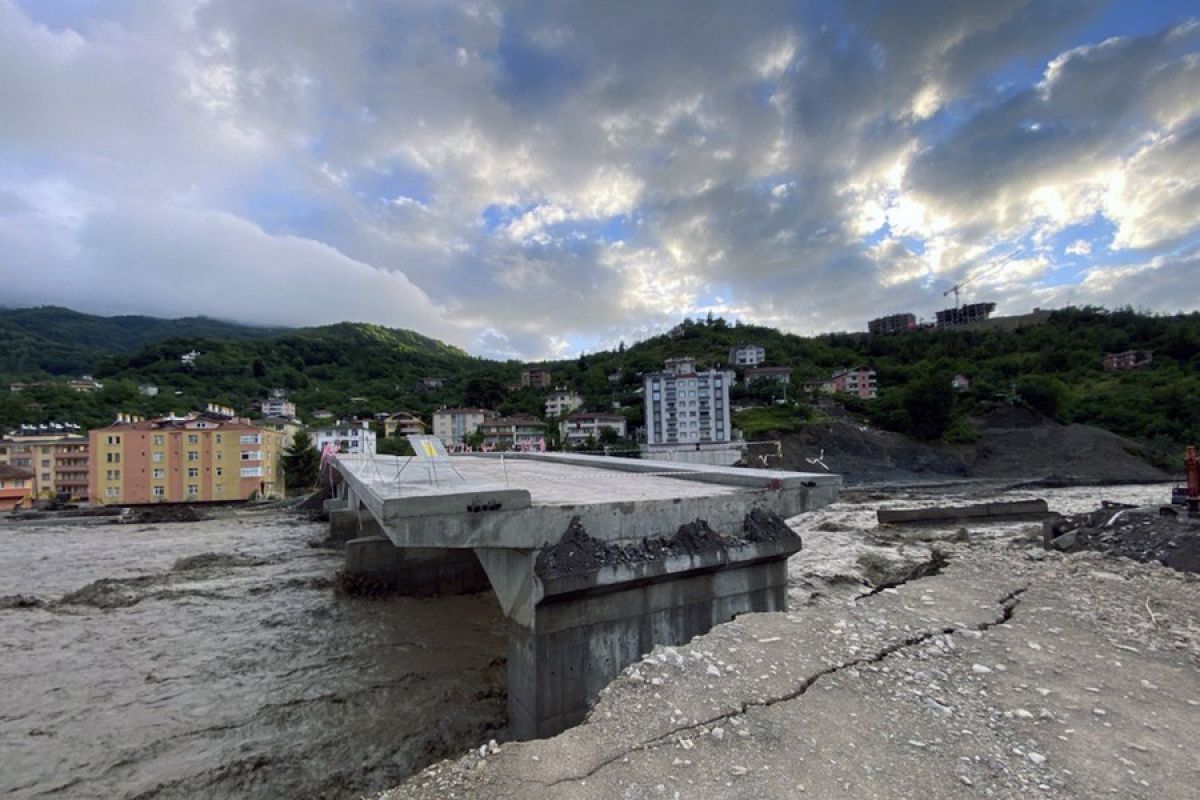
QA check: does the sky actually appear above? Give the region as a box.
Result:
[1,0,1198,359]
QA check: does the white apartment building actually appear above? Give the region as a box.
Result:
[560,412,628,445]
[643,357,733,446]
[729,344,765,367]
[312,420,377,455]
[432,408,490,445]
[544,389,583,419]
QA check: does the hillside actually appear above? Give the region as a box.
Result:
[0,306,1197,463]
[0,306,277,376]
[0,311,493,430]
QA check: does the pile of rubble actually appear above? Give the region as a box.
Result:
[1042,503,1200,574]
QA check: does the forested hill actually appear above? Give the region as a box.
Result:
[0,306,277,375]
[538,307,1200,454]
[0,305,1197,454]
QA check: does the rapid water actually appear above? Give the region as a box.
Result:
[0,511,507,799]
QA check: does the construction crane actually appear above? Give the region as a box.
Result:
[943,250,1022,309]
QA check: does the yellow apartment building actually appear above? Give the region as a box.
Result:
[0,430,90,501]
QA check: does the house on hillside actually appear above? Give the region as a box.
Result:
[1102,350,1153,371]
[478,416,546,450]
[521,368,552,389]
[312,419,376,456]
[379,412,426,438]
[805,367,878,399]
[744,366,791,386]
[951,374,971,392]
[544,388,583,418]
[729,344,766,367]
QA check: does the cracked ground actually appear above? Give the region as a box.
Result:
[381,506,1200,799]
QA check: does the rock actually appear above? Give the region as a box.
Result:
[971,664,993,674]
[1051,531,1078,551]
[1028,752,1047,766]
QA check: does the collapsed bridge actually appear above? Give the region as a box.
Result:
[325,437,840,739]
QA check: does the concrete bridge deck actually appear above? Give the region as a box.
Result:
[326,443,840,738]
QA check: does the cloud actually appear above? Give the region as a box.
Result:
[1,0,1198,356]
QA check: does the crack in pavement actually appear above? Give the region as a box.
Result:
[545,584,1027,788]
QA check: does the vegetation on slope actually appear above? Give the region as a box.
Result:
[0,306,1196,459]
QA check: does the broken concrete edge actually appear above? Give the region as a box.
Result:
[534,509,800,582]
[878,499,1049,524]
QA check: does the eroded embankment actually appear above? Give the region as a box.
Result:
[381,506,1200,800]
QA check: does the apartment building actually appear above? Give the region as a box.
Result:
[544,389,583,418]
[259,390,297,419]
[520,368,552,389]
[560,412,628,446]
[478,416,546,450]
[729,344,766,367]
[643,357,733,446]
[88,412,284,505]
[868,312,917,335]
[312,419,377,455]
[432,408,491,445]
[0,427,90,501]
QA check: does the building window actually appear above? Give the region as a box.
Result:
[41,473,50,482]
[216,467,224,477]
[105,469,121,480]
[106,452,120,463]
[187,451,199,462]
[105,486,120,498]
[215,484,224,494]
[240,434,261,445]
[41,459,50,468]
[187,467,199,478]
[240,466,262,478]
[241,451,262,461]
[215,434,222,444]
[153,469,164,479]
[186,434,199,444]
[153,435,164,446]
[186,484,199,496]
[152,452,164,463]
[153,486,165,497]
[106,435,121,445]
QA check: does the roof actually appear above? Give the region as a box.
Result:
[0,464,35,480]
[567,412,625,422]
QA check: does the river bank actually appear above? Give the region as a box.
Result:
[381,482,1200,799]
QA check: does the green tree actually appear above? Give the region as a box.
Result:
[904,372,956,441]
[377,436,416,456]
[282,430,320,490]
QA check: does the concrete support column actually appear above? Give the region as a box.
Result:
[344,536,491,595]
[479,539,799,741]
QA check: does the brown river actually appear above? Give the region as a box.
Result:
[1,483,1171,799]
[0,511,507,799]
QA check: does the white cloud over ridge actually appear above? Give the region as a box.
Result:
[0,0,1198,358]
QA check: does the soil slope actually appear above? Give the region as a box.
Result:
[769,407,1169,485]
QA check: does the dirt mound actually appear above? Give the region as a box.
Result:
[766,413,1168,486]
[970,419,1168,483]
[771,421,969,484]
[171,552,270,572]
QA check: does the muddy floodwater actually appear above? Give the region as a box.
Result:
[1,482,1175,799]
[0,512,507,800]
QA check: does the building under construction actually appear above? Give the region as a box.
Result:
[935,302,996,328]
[868,312,917,335]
